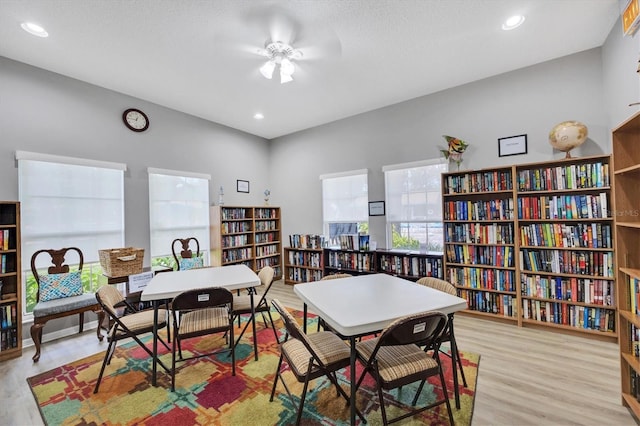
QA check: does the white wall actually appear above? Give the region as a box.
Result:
[270,48,610,247]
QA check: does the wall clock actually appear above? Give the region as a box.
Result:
[122,108,149,132]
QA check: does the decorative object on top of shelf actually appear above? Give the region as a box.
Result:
[549,121,587,158]
[264,189,270,206]
[498,134,528,157]
[218,186,224,206]
[368,201,385,216]
[237,180,250,193]
[441,135,469,170]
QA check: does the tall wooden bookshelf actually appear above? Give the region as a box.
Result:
[442,155,616,341]
[516,155,615,339]
[612,111,640,417]
[210,206,282,279]
[442,166,518,321]
[0,202,21,361]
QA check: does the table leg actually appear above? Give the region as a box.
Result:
[250,290,258,361]
[349,336,356,425]
[303,303,308,333]
[151,300,158,386]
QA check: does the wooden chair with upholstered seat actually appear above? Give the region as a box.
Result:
[416,276,467,408]
[171,237,203,270]
[30,247,105,362]
[355,310,454,425]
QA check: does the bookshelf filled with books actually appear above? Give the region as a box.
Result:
[612,111,640,417]
[376,249,444,281]
[516,155,616,338]
[0,201,21,361]
[323,247,377,276]
[442,166,518,321]
[442,155,617,340]
[284,234,325,285]
[210,206,282,279]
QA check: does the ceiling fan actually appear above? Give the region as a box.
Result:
[216,4,341,84]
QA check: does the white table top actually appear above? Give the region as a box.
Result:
[141,264,260,302]
[294,273,468,337]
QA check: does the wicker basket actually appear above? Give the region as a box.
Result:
[99,247,144,277]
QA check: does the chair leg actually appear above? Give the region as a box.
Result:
[269,353,285,401]
[78,312,85,333]
[94,340,116,393]
[30,322,45,362]
[295,361,314,426]
[439,365,455,425]
[171,330,178,392]
[95,310,105,341]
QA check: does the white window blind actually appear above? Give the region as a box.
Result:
[17,151,126,270]
[383,159,448,250]
[148,168,210,261]
[320,169,368,241]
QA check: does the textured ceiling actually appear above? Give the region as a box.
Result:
[0,0,621,139]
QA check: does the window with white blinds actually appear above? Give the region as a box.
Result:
[320,169,368,245]
[17,151,126,312]
[383,159,448,251]
[148,168,210,265]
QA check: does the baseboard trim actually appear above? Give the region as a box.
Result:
[22,320,101,349]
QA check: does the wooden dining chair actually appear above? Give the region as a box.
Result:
[355,310,454,425]
[30,247,105,362]
[171,237,203,270]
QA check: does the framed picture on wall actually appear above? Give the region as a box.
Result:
[498,134,528,157]
[237,180,249,193]
[368,201,385,216]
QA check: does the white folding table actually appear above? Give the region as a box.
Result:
[141,264,261,385]
[294,273,468,425]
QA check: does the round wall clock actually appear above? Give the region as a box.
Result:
[122,108,149,132]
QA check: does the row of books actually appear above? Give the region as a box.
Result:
[628,277,640,316]
[458,290,517,317]
[0,329,18,351]
[444,170,513,194]
[288,234,326,249]
[254,208,278,219]
[520,249,614,277]
[255,244,279,258]
[0,254,8,274]
[222,234,250,248]
[519,222,613,249]
[0,230,9,251]
[255,220,278,232]
[447,266,516,292]
[518,193,608,220]
[517,161,610,192]
[222,248,252,263]
[629,371,640,402]
[325,252,375,272]
[521,300,615,332]
[445,222,514,245]
[520,274,615,306]
[221,221,251,234]
[255,260,281,276]
[255,232,279,244]
[287,267,323,283]
[221,207,249,220]
[287,250,322,268]
[445,244,514,268]
[444,198,515,221]
[377,254,442,278]
[0,304,17,329]
[334,234,370,251]
[629,323,640,358]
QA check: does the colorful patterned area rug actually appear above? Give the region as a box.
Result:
[27,309,480,425]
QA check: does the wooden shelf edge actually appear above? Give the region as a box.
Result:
[621,268,640,280]
[520,296,616,310]
[614,163,640,175]
[456,287,517,295]
[622,352,640,375]
[621,392,640,420]
[0,347,22,362]
[521,318,617,340]
[616,222,640,229]
[457,309,518,322]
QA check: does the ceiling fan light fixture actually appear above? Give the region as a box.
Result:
[260,60,276,79]
[280,71,293,84]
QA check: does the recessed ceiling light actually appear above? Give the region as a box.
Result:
[254,113,264,120]
[502,15,525,31]
[21,22,48,37]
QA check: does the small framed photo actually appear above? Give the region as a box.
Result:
[498,134,528,157]
[236,180,250,193]
[368,201,385,216]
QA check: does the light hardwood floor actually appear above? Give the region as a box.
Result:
[0,279,635,425]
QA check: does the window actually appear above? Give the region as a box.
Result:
[320,169,368,246]
[383,159,448,251]
[17,151,126,314]
[148,168,210,268]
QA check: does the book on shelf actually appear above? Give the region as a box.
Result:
[288,234,325,249]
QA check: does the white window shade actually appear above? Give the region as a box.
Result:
[148,170,210,259]
[321,171,368,223]
[18,156,125,268]
[384,160,448,222]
